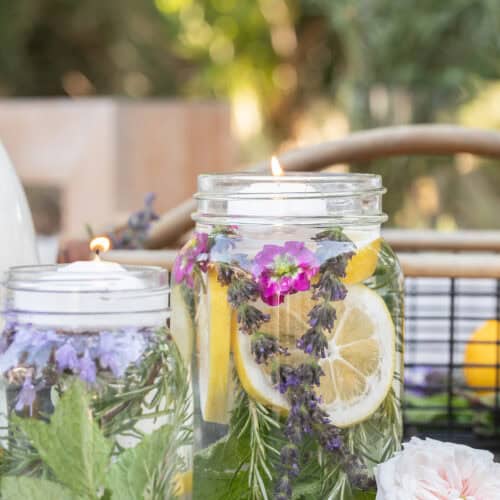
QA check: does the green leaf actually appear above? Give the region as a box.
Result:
[194,433,250,499]
[14,381,112,498]
[1,476,81,500]
[193,469,249,499]
[106,423,180,500]
[353,490,377,500]
[291,480,322,499]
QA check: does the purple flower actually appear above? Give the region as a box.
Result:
[78,350,96,384]
[0,325,59,373]
[55,342,79,372]
[24,329,59,369]
[173,232,209,287]
[111,192,160,249]
[15,375,36,416]
[252,242,319,306]
[98,328,146,378]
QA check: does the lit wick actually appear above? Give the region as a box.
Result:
[89,236,111,261]
[271,156,284,176]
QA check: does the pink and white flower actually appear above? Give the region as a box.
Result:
[375,437,500,500]
[252,241,319,306]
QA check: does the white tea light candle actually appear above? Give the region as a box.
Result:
[5,237,168,329]
[227,157,328,218]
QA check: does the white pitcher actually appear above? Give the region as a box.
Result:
[0,141,38,274]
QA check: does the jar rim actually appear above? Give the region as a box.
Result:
[194,172,387,225]
[3,264,169,295]
[196,172,384,199]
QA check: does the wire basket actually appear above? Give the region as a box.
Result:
[399,251,500,454]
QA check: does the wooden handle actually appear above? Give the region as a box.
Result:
[103,248,500,279]
[400,252,500,278]
[249,124,500,172]
[383,229,500,253]
[145,124,500,248]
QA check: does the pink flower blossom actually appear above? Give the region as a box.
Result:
[173,232,209,287]
[375,437,500,500]
[252,242,319,306]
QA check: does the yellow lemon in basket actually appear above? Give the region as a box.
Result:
[198,267,233,424]
[342,238,381,285]
[464,320,500,393]
[233,284,395,427]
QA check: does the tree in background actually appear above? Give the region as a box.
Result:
[0,0,499,228]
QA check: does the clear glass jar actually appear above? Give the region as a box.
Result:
[0,264,192,499]
[173,173,403,500]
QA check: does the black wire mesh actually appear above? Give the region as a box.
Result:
[403,276,500,454]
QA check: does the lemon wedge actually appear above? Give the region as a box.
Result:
[343,238,381,284]
[170,284,195,363]
[233,284,395,427]
[197,267,233,424]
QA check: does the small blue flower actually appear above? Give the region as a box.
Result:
[315,240,355,264]
[78,350,97,384]
[24,329,59,370]
[98,328,146,378]
[0,324,52,372]
[15,375,36,416]
[55,342,79,372]
[233,253,252,271]
[209,234,236,263]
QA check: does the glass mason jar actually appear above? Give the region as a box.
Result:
[173,172,404,500]
[0,264,192,499]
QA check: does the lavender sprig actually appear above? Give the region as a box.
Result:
[110,192,159,250]
[273,228,358,498]
[251,333,288,365]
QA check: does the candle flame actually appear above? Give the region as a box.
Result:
[89,236,111,260]
[271,156,284,177]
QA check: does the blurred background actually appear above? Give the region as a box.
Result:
[0,0,500,250]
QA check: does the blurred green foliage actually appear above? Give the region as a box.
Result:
[0,0,499,228]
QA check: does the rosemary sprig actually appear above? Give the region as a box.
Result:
[233,389,282,500]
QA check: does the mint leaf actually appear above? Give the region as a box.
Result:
[194,433,250,499]
[353,490,377,499]
[107,423,180,500]
[291,480,321,499]
[1,476,81,500]
[14,381,112,498]
[193,469,248,499]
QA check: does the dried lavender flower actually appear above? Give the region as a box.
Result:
[237,305,270,335]
[250,332,287,364]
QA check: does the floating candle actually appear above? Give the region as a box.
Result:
[6,237,168,329]
[227,157,328,218]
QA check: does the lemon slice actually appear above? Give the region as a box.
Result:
[198,267,232,424]
[233,323,289,412]
[318,284,395,427]
[170,284,195,363]
[343,238,381,285]
[233,284,395,427]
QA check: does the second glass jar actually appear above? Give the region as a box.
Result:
[173,172,404,500]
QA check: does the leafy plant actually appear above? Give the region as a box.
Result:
[0,334,191,499]
[2,380,189,499]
